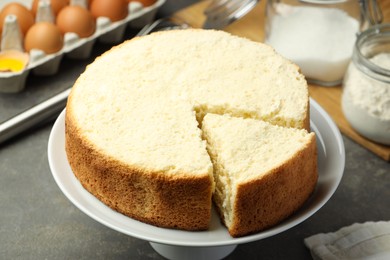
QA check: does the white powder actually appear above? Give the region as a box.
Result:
[265,4,360,84]
[342,53,390,145]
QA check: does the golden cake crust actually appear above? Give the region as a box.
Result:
[226,135,318,237]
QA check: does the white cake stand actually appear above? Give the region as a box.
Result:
[48,99,345,260]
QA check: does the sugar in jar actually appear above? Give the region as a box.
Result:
[342,24,390,145]
[265,0,363,86]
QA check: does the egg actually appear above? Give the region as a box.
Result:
[57,5,95,38]
[31,0,69,17]
[24,22,63,54]
[127,0,156,7]
[90,0,128,22]
[0,3,35,36]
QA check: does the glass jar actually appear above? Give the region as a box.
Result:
[265,0,363,86]
[341,24,390,145]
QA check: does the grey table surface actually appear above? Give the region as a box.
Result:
[0,1,389,259]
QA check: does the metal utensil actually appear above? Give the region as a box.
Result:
[0,0,260,145]
[138,0,260,33]
[203,0,259,29]
[361,0,383,25]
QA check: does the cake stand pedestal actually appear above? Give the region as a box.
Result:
[150,242,237,260]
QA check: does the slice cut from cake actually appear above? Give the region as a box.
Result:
[202,113,318,237]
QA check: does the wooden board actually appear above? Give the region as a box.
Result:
[173,0,390,161]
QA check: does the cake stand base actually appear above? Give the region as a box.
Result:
[149,242,237,260]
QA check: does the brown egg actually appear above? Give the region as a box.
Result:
[0,3,35,36]
[57,6,95,38]
[31,0,69,17]
[24,22,63,54]
[127,0,156,7]
[90,0,128,22]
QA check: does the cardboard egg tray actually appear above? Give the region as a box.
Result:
[0,0,166,93]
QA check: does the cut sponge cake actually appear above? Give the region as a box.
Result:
[65,29,316,236]
[65,100,214,230]
[202,114,318,237]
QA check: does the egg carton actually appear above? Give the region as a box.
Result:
[0,0,166,93]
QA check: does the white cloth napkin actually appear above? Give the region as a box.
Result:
[304,221,390,260]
